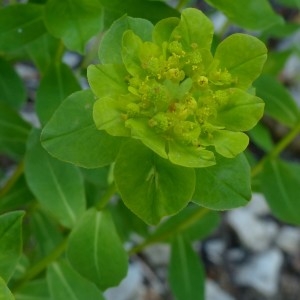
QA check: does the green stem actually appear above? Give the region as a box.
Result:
[251,121,300,177]
[128,207,210,255]
[0,161,24,199]
[95,183,117,210]
[11,238,68,292]
[176,0,189,10]
[12,183,116,292]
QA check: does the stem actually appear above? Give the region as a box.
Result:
[128,207,210,255]
[95,183,117,210]
[12,183,116,292]
[11,238,68,292]
[0,161,24,199]
[176,0,189,10]
[251,121,300,177]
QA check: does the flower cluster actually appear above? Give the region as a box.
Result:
[88,8,267,168]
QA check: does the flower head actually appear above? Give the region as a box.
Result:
[88,8,267,168]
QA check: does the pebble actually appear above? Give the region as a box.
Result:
[276,226,300,255]
[235,248,284,297]
[246,193,270,216]
[104,262,145,300]
[143,244,170,266]
[206,279,235,300]
[204,239,226,265]
[227,208,278,252]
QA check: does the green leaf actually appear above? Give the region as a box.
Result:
[193,154,251,210]
[153,17,179,46]
[149,205,220,243]
[168,140,216,168]
[0,211,25,282]
[169,235,204,300]
[25,33,61,73]
[122,30,145,77]
[213,33,267,89]
[0,176,34,212]
[0,57,26,109]
[170,8,214,51]
[261,159,300,225]
[87,64,129,98]
[0,102,31,160]
[25,129,86,228]
[0,277,14,300]
[100,0,179,28]
[67,208,128,290]
[248,122,274,152]
[41,90,123,168]
[47,261,104,299]
[31,211,63,259]
[114,140,196,224]
[204,0,283,30]
[214,88,264,131]
[212,130,249,158]
[44,0,103,53]
[0,4,46,52]
[109,200,149,241]
[15,279,50,300]
[254,74,299,127]
[36,63,81,125]
[99,15,153,64]
[125,118,167,159]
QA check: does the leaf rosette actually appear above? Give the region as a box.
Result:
[88,8,267,168]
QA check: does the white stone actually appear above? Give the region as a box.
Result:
[227,208,278,252]
[143,243,170,266]
[204,239,226,264]
[104,263,144,300]
[276,226,300,255]
[235,248,283,297]
[246,193,270,216]
[206,279,235,300]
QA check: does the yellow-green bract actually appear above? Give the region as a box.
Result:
[88,8,267,168]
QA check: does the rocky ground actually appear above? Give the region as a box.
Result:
[104,194,300,300]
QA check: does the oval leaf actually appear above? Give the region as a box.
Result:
[25,129,86,228]
[193,154,251,210]
[0,277,14,300]
[213,33,267,89]
[170,8,214,51]
[0,102,31,160]
[99,15,153,64]
[44,0,103,53]
[41,90,123,168]
[36,63,80,125]
[114,140,196,225]
[87,64,129,99]
[0,57,26,109]
[47,261,104,300]
[254,74,299,127]
[14,279,50,300]
[205,0,283,30]
[169,235,204,300]
[0,4,46,52]
[67,208,128,290]
[0,211,25,282]
[214,88,264,131]
[261,159,300,225]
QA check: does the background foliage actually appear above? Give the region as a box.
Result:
[0,0,300,299]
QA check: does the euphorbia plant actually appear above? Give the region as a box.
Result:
[85,8,266,223]
[7,1,300,299]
